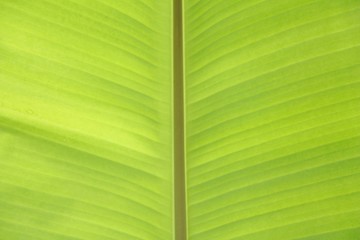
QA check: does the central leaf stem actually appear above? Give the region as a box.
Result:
[173,0,186,239]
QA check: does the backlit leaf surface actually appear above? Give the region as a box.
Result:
[185,0,360,239]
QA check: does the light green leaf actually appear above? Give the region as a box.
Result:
[1,0,360,239]
[185,0,360,239]
[0,1,173,239]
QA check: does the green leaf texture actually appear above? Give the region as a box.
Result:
[185,0,360,239]
[0,1,173,239]
[1,0,360,239]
